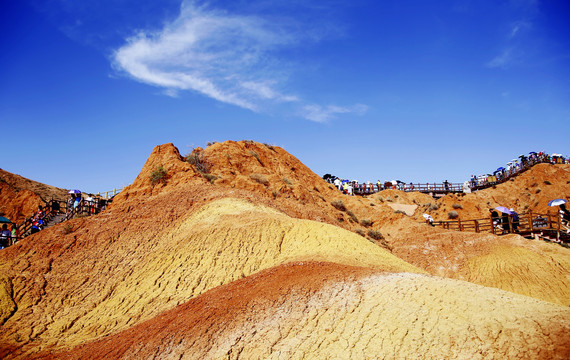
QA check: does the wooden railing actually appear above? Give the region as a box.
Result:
[96,187,124,199]
[17,200,67,239]
[349,157,551,196]
[429,211,569,242]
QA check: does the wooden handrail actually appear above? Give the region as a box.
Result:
[424,211,566,241]
[350,157,552,196]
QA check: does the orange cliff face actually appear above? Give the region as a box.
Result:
[0,169,68,223]
[0,140,569,360]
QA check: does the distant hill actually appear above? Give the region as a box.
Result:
[0,141,568,359]
[0,169,68,223]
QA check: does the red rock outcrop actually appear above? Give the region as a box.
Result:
[0,169,68,223]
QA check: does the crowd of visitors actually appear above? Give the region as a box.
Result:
[1,191,115,249]
[325,151,568,196]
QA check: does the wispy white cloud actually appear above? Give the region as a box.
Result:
[302,104,368,123]
[487,16,533,70]
[486,48,514,68]
[112,0,366,122]
[113,1,293,111]
[509,20,531,38]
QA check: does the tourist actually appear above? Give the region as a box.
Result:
[510,208,519,233]
[36,205,45,220]
[10,223,19,245]
[501,212,510,234]
[423,214,435,227]
[0,224,11,249]
[560,204,570,225]
[74,196,82,211]
[31,219,43,234]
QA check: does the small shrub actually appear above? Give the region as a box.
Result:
[185,151,212,174]
[283,177,293,186]
[448,210,459,219]
[249,150,263,165]
[535,188,541,194]
[376,196,384,202]
[385,196,394,202]
[452,203,463,209]
[62,223,74,235]
[331,199,347,211]
[378,238,393,252]
[206,141,218,147]
[203,174,218,184]
[394,210,407,215]
[428,203,440,211]
[544,180,552,185]
[250,173,269,186]
[360,219,373,227]
[355,229,365,237]
[370,203,376,206]
[530,182,538,187]
[367,230,384,241]
[346,210,358,223]
[263,143,276,151]
[150,166,168,186]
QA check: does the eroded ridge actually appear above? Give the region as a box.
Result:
[40,262,570,360]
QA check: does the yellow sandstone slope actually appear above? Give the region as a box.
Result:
[44,262,570,360]
[378,218,570,306]
[0,197,422,357]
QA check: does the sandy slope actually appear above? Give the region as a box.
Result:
[0,196,421,358]
[37,263,570,360]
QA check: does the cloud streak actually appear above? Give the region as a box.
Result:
[112,0,366,122]
[302,104,369,123]
[486,48,514,69]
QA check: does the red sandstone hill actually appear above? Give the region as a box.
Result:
[1,141,569,359]
[0,169,68,224]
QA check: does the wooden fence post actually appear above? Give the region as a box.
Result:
[557,214,561,241]
[529,211,533,231]
[474,220,479,233]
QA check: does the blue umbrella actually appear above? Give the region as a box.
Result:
[0,216,11,223]
[529,151,537,155]
[548,199,567,207]
[496,167,505,171]
[68,189,82,194]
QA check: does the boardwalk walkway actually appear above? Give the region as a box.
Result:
[428,211,570,243]
[346,156,553,197]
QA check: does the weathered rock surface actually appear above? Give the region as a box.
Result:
[0,141,569,359]
[0,169,66,224]
[37,263,570,360]
[0,196,421,358]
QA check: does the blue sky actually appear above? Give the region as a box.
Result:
[1,0,569,193]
